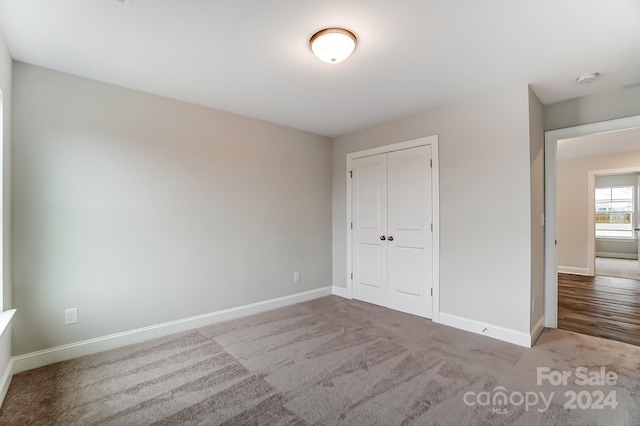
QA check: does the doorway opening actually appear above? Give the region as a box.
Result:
[545,115,640,346]
[591,169,640,280]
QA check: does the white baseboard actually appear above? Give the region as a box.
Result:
[558,266,590,276]
[13,286,332,374]
[596,252,638,260]
[332,286,351,299]
[436,312,532,348]
[530,316,545,346]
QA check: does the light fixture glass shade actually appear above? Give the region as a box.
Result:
[310,28,357,64]
[576,72,599,84]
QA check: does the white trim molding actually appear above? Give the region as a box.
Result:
[544,115,640,328]
[332,286,351,299]
[437,312,533,348]
[596,252,638,260]
[13,287,332,374]
[557,266,590,276]
[0,309,16,408]
[0,359,13,408]
[530,316,545,346]
[346,135,440,321]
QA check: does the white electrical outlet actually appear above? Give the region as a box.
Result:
[65,308,78,325]
[294,272,300,282]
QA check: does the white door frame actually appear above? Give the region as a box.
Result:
[346,135,440,321]
[544,115,640,328]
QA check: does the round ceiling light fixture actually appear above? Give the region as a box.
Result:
[309,28,357,64]
[576,72,599,85]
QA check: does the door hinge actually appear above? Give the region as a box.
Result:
[351,222,353,229]
[430,159,432,168]
[349,171,353,178]
[430,223,433,232]
[555,240,558,246]
[351,273,353,280]
[430,288,433,296]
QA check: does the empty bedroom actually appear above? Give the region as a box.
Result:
[0,0,639,424]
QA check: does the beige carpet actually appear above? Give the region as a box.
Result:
[596,257,640,281]
[1,296,639,425]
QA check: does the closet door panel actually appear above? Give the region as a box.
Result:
[387,146,433,318]
[352,154,388,306]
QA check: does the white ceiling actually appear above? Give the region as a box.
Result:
[558,127,640,159]
[1,0,639,137]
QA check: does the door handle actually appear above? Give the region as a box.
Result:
[387,236,394,241]
[380,236,386,240]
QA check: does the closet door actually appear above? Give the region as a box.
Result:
[352,153,388,306]
[387,146,433,318]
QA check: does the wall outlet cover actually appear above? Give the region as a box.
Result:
[65,308,78,325]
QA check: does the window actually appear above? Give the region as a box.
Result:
[595,185,634,238]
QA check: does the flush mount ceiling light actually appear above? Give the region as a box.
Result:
[576,72,599,84]
[309,28,357,64]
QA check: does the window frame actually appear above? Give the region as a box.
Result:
[594,184,635,240]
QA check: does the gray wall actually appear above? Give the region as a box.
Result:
[528,87,544,330]
[332,86,534,333]
[596,239,638,259]
[595,173,639,259]
[11,62,332,355]
[0,34,10,311]
[544,84,640,131]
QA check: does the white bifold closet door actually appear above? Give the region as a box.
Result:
[352,145,433,318]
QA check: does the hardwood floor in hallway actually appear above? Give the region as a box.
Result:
[558,273,640,347]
